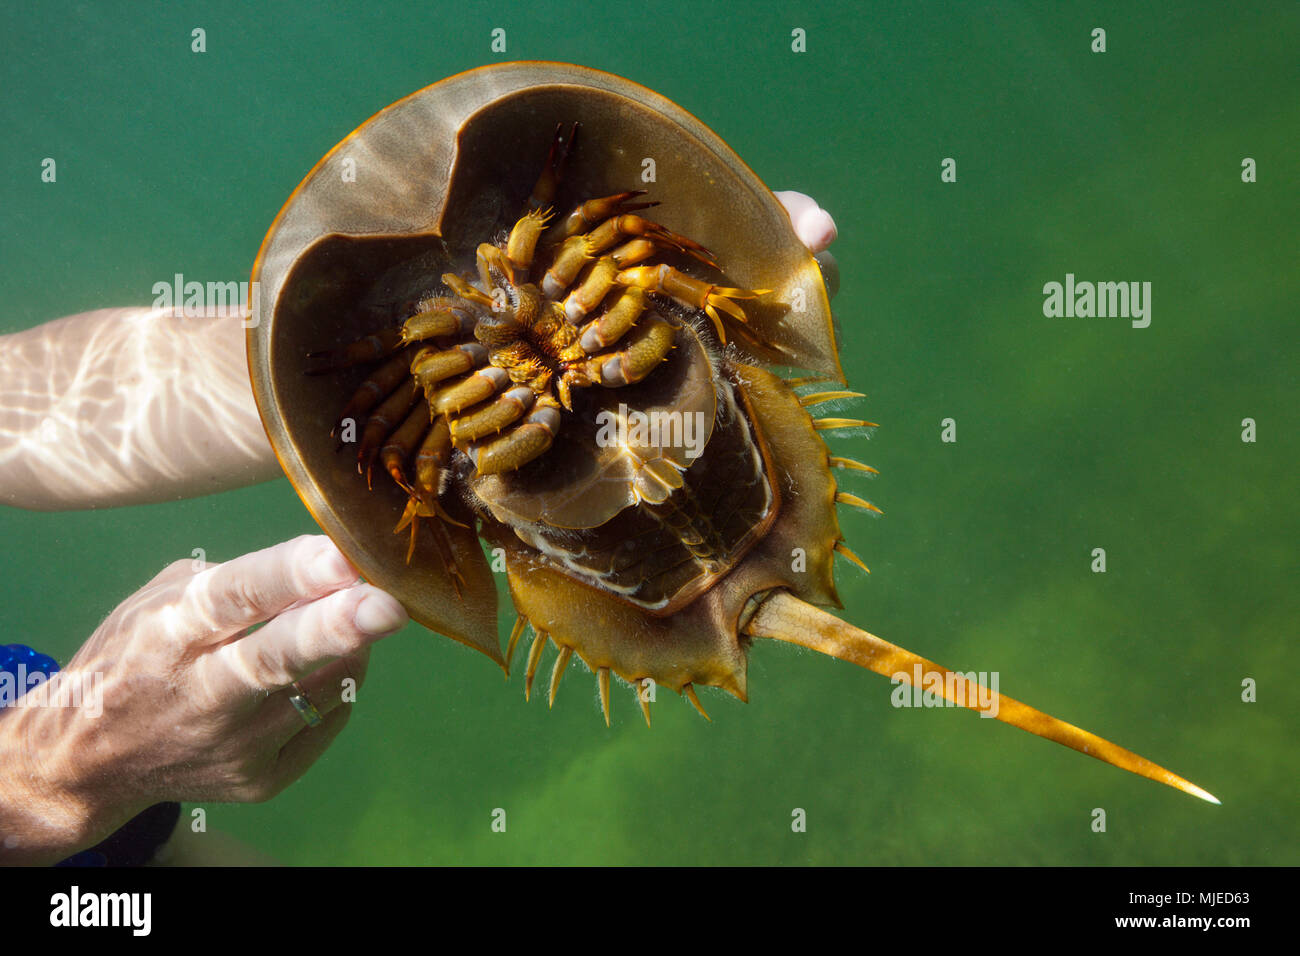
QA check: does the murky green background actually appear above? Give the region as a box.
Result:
[2,1,1294,864]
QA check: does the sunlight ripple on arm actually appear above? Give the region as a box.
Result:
[0,306,280,510]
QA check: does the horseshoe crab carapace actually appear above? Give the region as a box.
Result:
[247,62,1217,805]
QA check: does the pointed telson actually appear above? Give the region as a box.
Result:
[745,592,1219,804]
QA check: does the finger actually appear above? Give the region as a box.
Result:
[272,704,353,796]
[179,534,359,643]
[139,556,204,592]
[774,190,837,253]
[203,583,405,698]
[259,648,370,744]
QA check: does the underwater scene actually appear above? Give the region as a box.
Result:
[1,0,1294,866]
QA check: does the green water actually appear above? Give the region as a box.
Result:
[2,1,1295,864]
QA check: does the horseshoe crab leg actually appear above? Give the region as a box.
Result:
[556,189,658,239]
[616,263,769,345]
[744,591,1219,804]
[304,326,404,373]
[527,123,577,211]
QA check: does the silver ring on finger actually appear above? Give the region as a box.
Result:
[287,681,323,728]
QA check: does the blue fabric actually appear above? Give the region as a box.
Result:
[0,643,60,680]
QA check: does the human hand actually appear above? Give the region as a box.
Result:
[0,534,406,865]
[775,191,838,253]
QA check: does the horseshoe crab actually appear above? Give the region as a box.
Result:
[247,62,1216,804]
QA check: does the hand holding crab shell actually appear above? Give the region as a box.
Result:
[0,536,405,864]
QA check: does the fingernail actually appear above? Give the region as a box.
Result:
[310,545,354,587]
[355,593,407,635]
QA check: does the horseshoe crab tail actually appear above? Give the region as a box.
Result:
[744,591,1220,805]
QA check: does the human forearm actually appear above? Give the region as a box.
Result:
[0,307,280,511]
[0,703,131,865]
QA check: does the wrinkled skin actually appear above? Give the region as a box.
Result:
[0,535,405,865]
